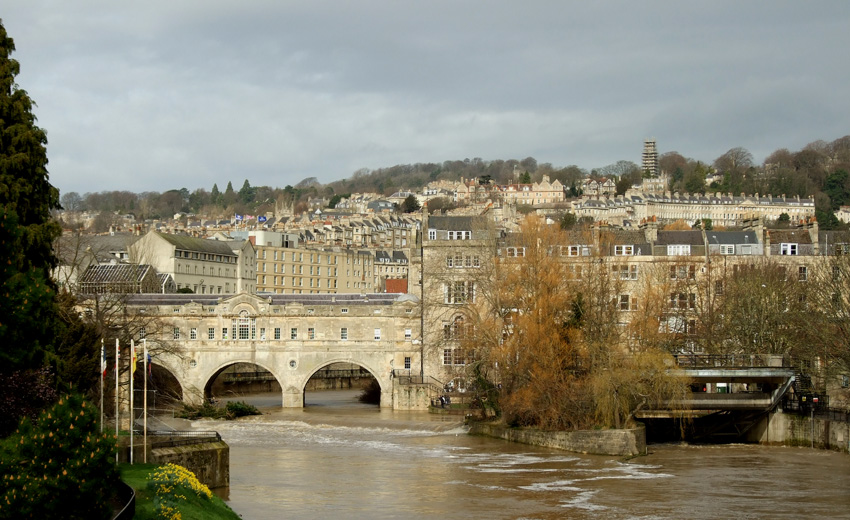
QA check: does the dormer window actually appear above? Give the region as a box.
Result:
[720,245,735,255]
[614,245,634,256]
[667,245,691,256]
[780,243,798,256]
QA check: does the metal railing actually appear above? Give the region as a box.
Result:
[673,353,787,368]
[223,371,277,383]
[781,395,849,423]
[113,480,136,520]
[140,430,223,448]
[392,370,444,395]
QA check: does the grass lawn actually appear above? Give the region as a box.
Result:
[119,463,241,520]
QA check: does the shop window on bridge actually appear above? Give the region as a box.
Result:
[340,327,348,340]
[374,328,381,340]
[139,327,146,340]
[190,328,197,340]
[291,327,298,340]
[308,327,315,339]
[208,327,215,340]
[232,311,256,340]
[405,356,411,370]
[173,328,180,340]
[222,328,228,340]
[274,327,281,340]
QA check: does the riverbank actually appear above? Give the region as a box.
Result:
[468,420,646,456]
[120,463,240,520]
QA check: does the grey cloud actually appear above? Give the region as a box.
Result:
[3,1,850,194]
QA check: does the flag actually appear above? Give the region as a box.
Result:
[101,339,107,379]
[235,214,243,221]
[147,353,153,377]
[258,215,267,223]
[245,214,255,220]
[131,340,137,373]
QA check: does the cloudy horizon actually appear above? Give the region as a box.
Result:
[3,1,849,195]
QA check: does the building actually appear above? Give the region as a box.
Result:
[129,231,256,295]
[642,138,658,177]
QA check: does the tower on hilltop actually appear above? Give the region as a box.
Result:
[642,138,658,177]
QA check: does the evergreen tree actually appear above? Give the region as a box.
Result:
[211,183,222,206]
[0,20,62,374]
[400,194,421,213]
[239,179,255,204]
[222,181,237,206]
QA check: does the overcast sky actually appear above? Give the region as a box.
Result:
[4,1,849,196]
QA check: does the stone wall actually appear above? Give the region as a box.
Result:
[469,422,646,457]
[392,384,430,410]
[748,410,850,453]
[120,440,230,489]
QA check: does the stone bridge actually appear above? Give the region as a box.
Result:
[126,293,425,408]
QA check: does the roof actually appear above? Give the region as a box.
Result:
[769,229,812,244]
[79,264,154,284]
[125,292,419,307]
[656,230,704,245]
[156,232,239,255]
[705,231,758,245]
[428,215,489,231]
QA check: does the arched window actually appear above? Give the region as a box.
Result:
[231,310,256,340]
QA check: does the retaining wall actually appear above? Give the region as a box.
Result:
[469,422,646,456]
[748,410,850,453]
[119,440,230,488]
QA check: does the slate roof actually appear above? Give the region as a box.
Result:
[656,230,704,245]
[705,231,758,245]
[79,264,154,284]
[769,229,812,244]
[428,215,489,231]
[125,292,419,307]
[156,232,238,255]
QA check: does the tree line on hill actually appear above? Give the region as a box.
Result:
[59,136,850,231]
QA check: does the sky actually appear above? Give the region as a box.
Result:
[3,1,850,196]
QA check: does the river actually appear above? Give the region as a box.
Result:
[193,391,850,519]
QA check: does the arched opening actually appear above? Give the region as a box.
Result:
[204,362,282,403]
[131,363,183,417]
[303,362,380,407]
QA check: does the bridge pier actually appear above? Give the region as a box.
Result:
[283,386,304,408]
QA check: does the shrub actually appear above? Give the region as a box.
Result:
[358,379,381,404]
[224,401,260,419]
[147,463,213,520]
[177,400,260,420]
[0,394,118,519]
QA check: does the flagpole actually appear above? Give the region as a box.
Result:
[130,339,135,465]
[115,338,120,442]
[143,338,148,464]
[100,338,104,433]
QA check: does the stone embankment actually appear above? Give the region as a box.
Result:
[469,421,646,456]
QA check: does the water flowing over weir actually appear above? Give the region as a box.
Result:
[193,391,850,520]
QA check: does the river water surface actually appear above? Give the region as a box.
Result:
[194,391,849,519]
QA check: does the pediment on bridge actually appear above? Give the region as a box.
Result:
[219,292,271,315]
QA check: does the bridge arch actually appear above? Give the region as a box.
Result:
[202,360,283,401]
[294,357,392,408]
[146,362,185,406]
